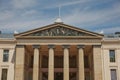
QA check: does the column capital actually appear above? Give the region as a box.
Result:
[32,45,40,49]
[93,45,101,48]
[77,45,84,49]
[16,45,25,48]
[62,45,70,49]
[48,44,55,49]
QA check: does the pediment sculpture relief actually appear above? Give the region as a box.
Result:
[29,26,91,36]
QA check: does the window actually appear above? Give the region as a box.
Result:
[42,55,48,68]
[29,56,33,68]
[55,56,63,68]
[84,55,89,68]
[69,56,76,68]
[1,69,8,80]
[109,50,115,62]
[3,50,9,62]
[85,72,90,80]
[111,69,117,80]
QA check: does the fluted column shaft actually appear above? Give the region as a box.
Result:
[33,45,40,80]
[63,45,69,80]
[48,45,54,80]
[77,45,85,80]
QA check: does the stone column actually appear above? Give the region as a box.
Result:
[15,45,25,80]
[33,45,40,80]
[93,45,102,80]
[63,45,69,80]
[48,45,55,80]
[77,45,85,80]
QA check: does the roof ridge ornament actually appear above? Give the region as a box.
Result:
[55,6,63,23]
[14,30,19,34]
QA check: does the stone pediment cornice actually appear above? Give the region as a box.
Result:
[15,23,103,39]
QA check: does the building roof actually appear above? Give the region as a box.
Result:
[0,34,14,39]
[15,23,103,39]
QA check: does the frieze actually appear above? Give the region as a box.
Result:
[16,39,101,45]
[29,26,91,36]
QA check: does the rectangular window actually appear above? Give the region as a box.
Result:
[3,50,9,62]
[85,72,90,80]
[84,55,89,68]
[111,69,117,80]
[42,55,48,68]
[109,50,115,62]
[1,69,8,80]
[69,56,76,68]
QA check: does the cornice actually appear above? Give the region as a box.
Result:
[15,36,102,39]
[0,39,16,44]
[102,39,120,44]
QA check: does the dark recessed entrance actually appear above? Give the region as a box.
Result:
[54,72,63,80]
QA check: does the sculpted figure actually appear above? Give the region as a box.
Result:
[30,26,87,36]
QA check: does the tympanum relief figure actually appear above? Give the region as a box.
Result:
[30,26,89,36]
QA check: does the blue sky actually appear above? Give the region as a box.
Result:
[0,0,120,34]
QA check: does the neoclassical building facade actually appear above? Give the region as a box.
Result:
[102,37,120,80]
[0,22,120,80]
[0,35,15,80]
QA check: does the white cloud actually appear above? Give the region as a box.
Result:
[0,19,53,33]
[61,0,90,7]
[0,0,120,34]
[42,0,91,9]
[12,0,37,9]
[0,10,15,21]
[63,3,120,27]
[22,10,37,16]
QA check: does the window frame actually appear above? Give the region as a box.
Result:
[110,69,117,80]
[1,69,8,80]
[109,50,116,62]
[3,49,9,62]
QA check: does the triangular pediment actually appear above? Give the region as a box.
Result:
[15,23,103,39]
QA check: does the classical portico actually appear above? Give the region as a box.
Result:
[14,23,103,80]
